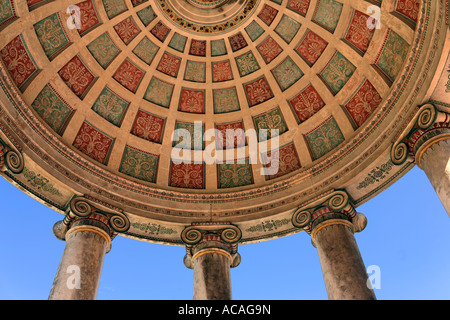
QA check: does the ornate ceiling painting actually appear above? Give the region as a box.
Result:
[0,0,448,245]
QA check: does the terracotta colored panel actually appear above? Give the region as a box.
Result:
[0,34,40,92]
[72,121,115,164]
[169,161,205,189]
[130,109,166,143]
[58,55,96,99]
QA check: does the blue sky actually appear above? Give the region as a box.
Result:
[0,165,448,300]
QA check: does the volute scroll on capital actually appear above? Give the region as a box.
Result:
[181,223,242,269]
[390,103,450,167]
[0,140,24,175]
[291,190,367,236]
[53,196,131,242]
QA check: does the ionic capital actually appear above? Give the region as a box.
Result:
[390,104,450,167]
[291,190,367,236]
[181,222,242,269]
[53,196,131,246]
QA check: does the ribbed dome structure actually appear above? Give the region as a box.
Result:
[0,0,447,245]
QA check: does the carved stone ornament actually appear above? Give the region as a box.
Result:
[390,104,450,166]
[291,190,366,234]
[54,196,131,241]
[181,222,242,269]
[0,140,24,174]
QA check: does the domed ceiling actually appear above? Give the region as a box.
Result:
[0,0,447,244]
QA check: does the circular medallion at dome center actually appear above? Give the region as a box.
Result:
[155,0,259,34]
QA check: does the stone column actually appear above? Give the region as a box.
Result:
[182,223,242,300]
[49,197,130,300]
[419,137,450,212]
[292,190,375,300]
[391,104,450,214]
[312,216,375,300]
[49,219,111,300]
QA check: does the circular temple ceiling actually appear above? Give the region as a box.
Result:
[0,0,447,244]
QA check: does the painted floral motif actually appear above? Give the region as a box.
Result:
[33,13,71,61]
[288,84,325,124]
[235,51,260,77]
[287,0,310,16]
[375,29,410,84]
[113,58,145,93]
[356,160,394,190]
[229,32,248,52]
[131,109,165,143]
[31,84,74,134]
[151,20,170,42]
[217,159,253,188]
[137,5,157,26]
[275,14,301,44]
[305,116,345,160]
[215,121,246,149]
[295,29,328,66]
[312,0,343,33]
[271,56,304,91]
[211,39,227,56]
[58,55,96,99]
[246,218,291,233]
[91,86,129,126]
[320,51,356,95]
[173,121,203,150]
[257,36,283,64]
[102,0,127,19]
[258,4,278,26]
[213,87,241,114]
[133,36,159,65]
[344,10,375,54]
[178,88,205,114]
[73,121,115,164]
[114,16,141,45]
[87,32,120,69]
[169,161,205,189]
[253,107,288,141]
[395,0,421,25]
[1,34,40,92]
[244,76,274,107]
[131,222,177,235]
[156,52,181,77]
[119,146,159,183]
[184,61,206,83]
[189,39,206,56]
[23,167,63,196]
[261,143,301,180]
[169,33,187,52]
[144,77,174,108]
[212,60,233,82]
[245,20,265,42]
[75,0,102,36]
[0,0,16,29]
[344,80,382,127]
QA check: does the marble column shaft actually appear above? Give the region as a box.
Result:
[193,248,233,300]
[419,138,450,214]
[48,223,110,300]
[313,220,376,300]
